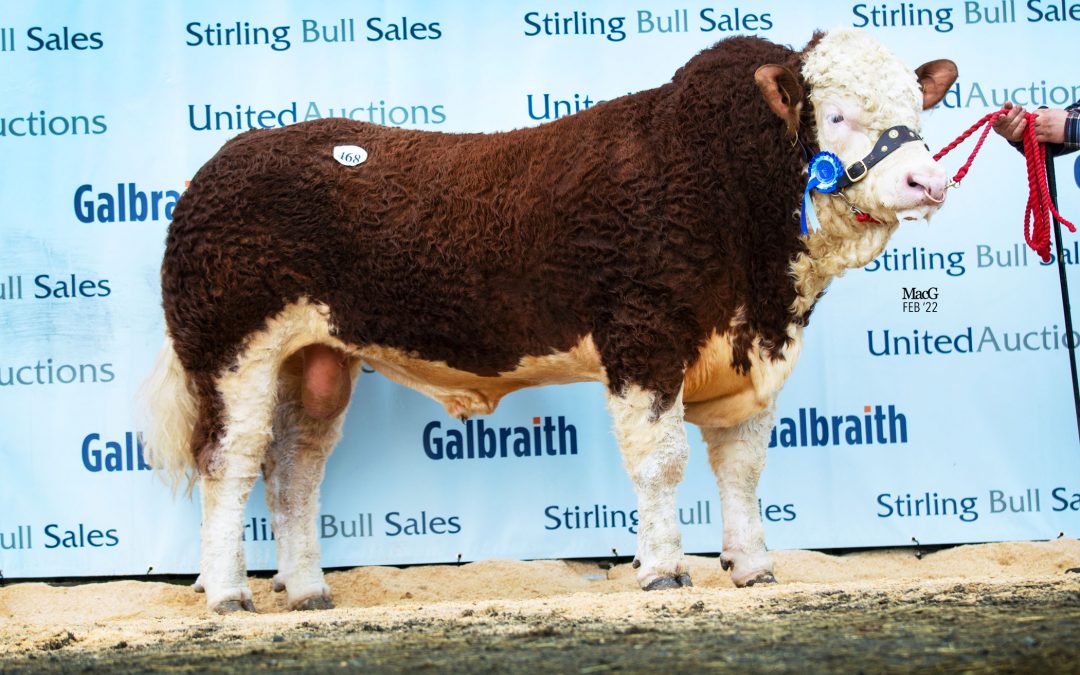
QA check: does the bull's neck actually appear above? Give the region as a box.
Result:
[789,194,897,320]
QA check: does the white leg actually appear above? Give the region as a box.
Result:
[607,385,691,590]
[199,471,260,612]
[198,354,280,613]
[264,360,352,610]
[700,405,776,587]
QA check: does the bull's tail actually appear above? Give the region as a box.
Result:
[138,336,199,495]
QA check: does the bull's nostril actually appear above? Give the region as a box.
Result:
[907,173,945,203]
[907,175,934,193]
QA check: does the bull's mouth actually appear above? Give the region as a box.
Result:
[872,187,948,224]
[894,203,943,223]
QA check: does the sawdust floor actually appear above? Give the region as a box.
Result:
[2,539,1079,673]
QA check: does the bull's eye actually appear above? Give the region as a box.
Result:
[828,114,844,124]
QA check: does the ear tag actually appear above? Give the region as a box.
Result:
[801,151,843,235]
[333,145,368,166]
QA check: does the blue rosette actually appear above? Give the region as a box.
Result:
[801,151,844,235]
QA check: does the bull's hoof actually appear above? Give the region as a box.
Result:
[290,595,334,611]
[644,574,693,591]
[213,598,256,614]
[742,572,777,587]
[272,575,286,593]
[644,576,680,591]
[721,550,776,587]
[192,578,205,593]
[643,574,693,591]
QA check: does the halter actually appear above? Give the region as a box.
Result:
[800,125,926,233]
[834,125,926,190]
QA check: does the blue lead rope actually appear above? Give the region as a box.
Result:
[801,151,844,235]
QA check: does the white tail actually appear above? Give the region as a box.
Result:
[138,337,199,495]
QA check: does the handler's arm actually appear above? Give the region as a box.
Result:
[1032,101,1079,157]
[995,101,1079,157]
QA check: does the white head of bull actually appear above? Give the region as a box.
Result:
[756,28,957,309]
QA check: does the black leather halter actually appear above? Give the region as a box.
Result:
[833,125,926,190]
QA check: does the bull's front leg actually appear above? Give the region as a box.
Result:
[607,385,692,590]
[698,406,777,587]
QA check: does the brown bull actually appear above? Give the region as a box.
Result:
[141,29,957,612]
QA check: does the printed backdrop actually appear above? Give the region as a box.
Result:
[1,0,1079,578]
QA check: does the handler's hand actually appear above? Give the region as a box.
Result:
[1033,107,1067,144]
[992,101,1027,142]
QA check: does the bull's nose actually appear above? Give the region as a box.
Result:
[905,170,947,204]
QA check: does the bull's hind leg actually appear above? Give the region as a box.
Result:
[698,406,777,587]
[607,385,692,590]
[198,354,283,614]
[264,346,357,610]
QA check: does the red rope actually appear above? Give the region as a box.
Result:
[933,107,1075,263]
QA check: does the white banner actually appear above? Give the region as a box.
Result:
[1,0,1078,578]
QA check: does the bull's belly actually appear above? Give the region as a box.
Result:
[359,337,606,419]
[367,328,803,426]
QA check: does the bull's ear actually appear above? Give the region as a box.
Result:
[915,59,958,110]
[755,64,803,136]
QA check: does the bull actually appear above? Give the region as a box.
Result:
[141,28,957,613]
